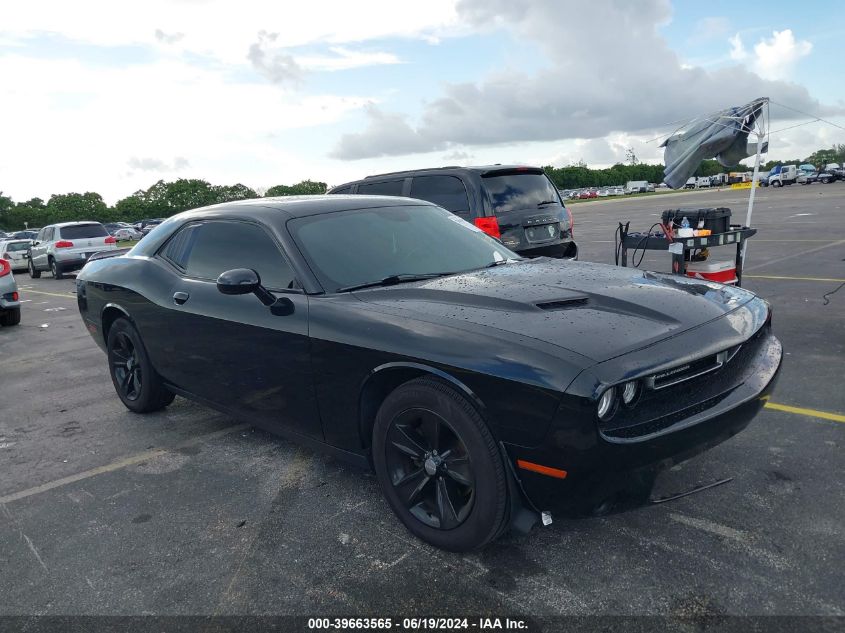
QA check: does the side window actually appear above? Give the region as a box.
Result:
[183,221,295,290]
[409,176,470,218]
[356,179,404,196]
[160,224,198,270]
[332,186,353,194]
[45,227,54,242]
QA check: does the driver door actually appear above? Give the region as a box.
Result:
[152,219,321,440]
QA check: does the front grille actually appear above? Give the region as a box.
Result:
[599,326,769,440]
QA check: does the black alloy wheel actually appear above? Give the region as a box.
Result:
[385,408,475,530]
[107,317,175,413]
[372,377,509,551]
[111,330,142,402]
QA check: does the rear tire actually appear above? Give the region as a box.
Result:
[28,259,41,279]
[107,317,175,413]
[0,308,21,326]
[50,258,64,280]
[372,377,509,551]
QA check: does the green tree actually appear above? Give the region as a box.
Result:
[113,192,148,222]
[215,183,258,203]
[265,179,327,196]
[46,192,108,223]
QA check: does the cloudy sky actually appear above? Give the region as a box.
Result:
[1,0,843,203]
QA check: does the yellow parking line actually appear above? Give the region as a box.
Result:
[19,288,77,299]
[0,423,251,505]
[744,275,845,283]
[765,402,845,424]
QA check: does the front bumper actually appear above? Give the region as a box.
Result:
[507,327,782,514]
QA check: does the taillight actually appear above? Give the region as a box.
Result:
[0,259,9,277]
[474,217,501,239]
[11,291,18,301]
[105,236,116,244]
[55,240,74,248]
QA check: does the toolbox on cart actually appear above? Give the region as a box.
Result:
[661,208,732,234]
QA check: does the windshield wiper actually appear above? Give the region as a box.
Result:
[536,200,560,206]
[337,272,456,293]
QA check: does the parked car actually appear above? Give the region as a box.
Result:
[329,165,577,259]
[12,230,39,240]
[0,257,21,326]
[0,239,33,272]
[28,221,117,279]
[684,177,697,189]
[77,196,782,551]
[625,180,648,194]
[134,218,165,235]
[114,227,143,241]
[646,183,655,192]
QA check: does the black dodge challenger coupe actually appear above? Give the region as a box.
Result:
[77,196,781,551]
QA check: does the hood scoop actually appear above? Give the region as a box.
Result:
[536,296,589,311]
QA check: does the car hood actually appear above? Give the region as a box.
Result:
[354,259,756,363]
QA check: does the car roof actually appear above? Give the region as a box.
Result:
[48,221,104,228]
[173,194,433,222]
[330,164,545,190]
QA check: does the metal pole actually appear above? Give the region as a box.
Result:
[741,133,764,263]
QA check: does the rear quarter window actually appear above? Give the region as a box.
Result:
[409,175,470,218]
[60,224,108,239]
[356,180,404,196]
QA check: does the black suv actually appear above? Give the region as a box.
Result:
[328,165,577,259]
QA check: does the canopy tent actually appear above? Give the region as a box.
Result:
[661,97,769,190]
[661,97,769,260]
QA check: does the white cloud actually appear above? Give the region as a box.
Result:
[727,29,812,79]
[753,29,813,79]
[0,54,371,202]
[729,33,746,61]
[334,1,831,159]
[0,0,460,64]
[296,47,402,72]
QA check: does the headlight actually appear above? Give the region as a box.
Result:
[621,380,640,406]
[597,387,617,420]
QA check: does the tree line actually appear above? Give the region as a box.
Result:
[3,145,842,231]
[0,178,327,231]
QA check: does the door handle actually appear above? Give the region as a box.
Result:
[173,291,190,305]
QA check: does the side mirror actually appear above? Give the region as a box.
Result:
[216,268,295,316]
[217,268,260,296]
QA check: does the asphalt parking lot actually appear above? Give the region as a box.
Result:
[1,185,843,618]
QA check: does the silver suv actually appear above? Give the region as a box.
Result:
[28,222,117,280]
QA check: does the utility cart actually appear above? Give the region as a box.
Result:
[617,208,757,287]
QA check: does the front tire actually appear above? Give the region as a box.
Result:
[0,308,20,326]
[372,377,509,551]
[50,258,63,280]
[107,317,175,413]
[28,259,41,278]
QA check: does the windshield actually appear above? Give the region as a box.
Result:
[60,224,108,239]
[482,172,561,214]
[290,204,518,293]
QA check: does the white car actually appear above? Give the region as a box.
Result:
[113,227,143,241]
[0,258,21,326]
[0,239,33,272]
